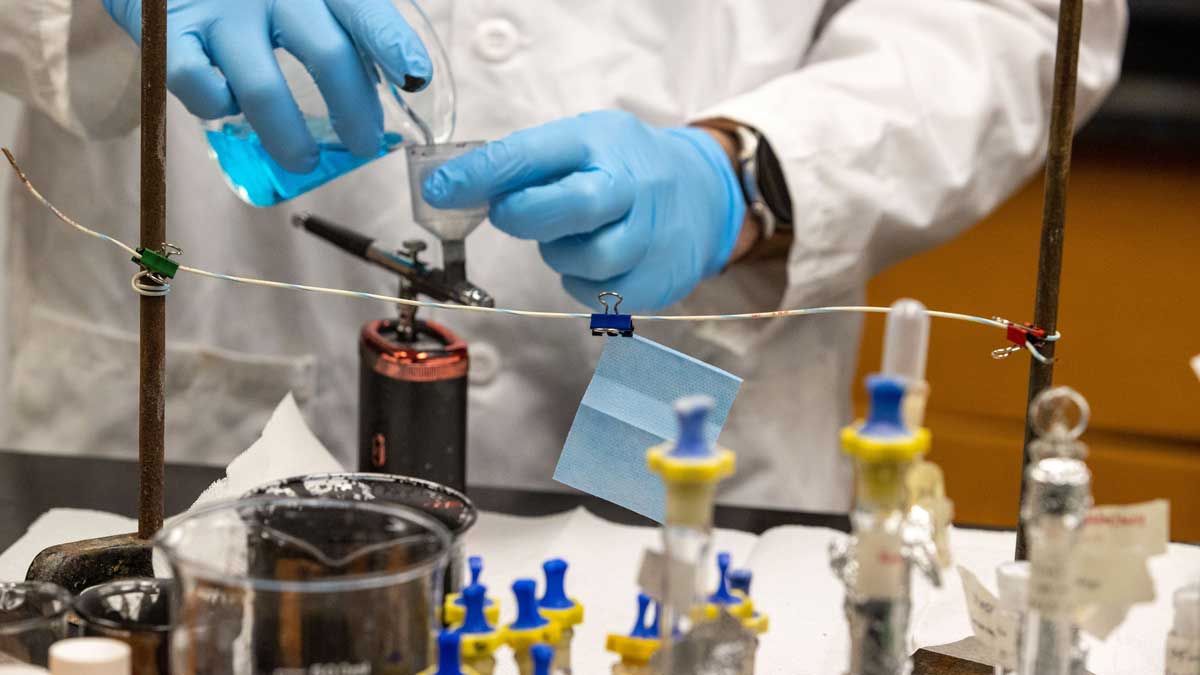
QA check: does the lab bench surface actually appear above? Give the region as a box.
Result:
[0,449,991,674]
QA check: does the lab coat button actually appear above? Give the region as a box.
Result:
[472,18,521,62]
[469,342,501,385]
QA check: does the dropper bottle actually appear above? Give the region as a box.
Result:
[882,298,954,568]
[446,556,501,626]
[419,629,479,675]
[834,375,931,674]
[1164,584,1199,675]
[645,395,736,671]
[605,594,660,675]
[505,579,561,675]
[539,559,584,674]
[702,552,751,620]
[1017,387,1092,675]
[457,584,503,675]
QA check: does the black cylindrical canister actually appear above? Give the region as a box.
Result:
[359,318,469,492]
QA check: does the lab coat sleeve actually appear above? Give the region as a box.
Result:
[696,0,1127,306]
[0,0,140,137]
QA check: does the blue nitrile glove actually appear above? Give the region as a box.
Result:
[102,0,432,173]
[422,111,746,312]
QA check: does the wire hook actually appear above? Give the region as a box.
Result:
[597,291,624,315]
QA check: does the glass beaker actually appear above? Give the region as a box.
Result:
[155,496,451,674]
[74,579,172,675]
[202,0,456,207]
[0,582,71,666]
[244,473,477,595]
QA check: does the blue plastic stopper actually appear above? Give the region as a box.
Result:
[539,558,575,610]
[859,375,909,438]
[729,568,753,595]
[531,643,554,675]
[669,395,714,458]
[629,593,653,638]
[434,629,464,675]
[510,579,550,630]
[460,584,492,634]
[707,552,743,606]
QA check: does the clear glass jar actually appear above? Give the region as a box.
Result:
[202,0,456,207]
[155,495,451,674]
[0,582,71,667]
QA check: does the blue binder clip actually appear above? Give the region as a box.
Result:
[590,291,634,337]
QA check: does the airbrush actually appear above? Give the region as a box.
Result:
[294,142,492,492]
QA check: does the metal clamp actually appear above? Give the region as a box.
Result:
[131,243,182,297]
[991,318,1055,364]
[590,291,634,337]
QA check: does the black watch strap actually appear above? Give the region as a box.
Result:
[753,132,793,229]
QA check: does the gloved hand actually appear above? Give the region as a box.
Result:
[102,0,432,173]
[422,111,746,312]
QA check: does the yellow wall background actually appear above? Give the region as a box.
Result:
[853,148,1200,541]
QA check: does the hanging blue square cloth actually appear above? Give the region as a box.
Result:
[553,335,743,522]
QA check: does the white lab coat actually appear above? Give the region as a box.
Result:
[0,1,1125,512]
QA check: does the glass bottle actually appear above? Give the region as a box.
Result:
[202,0,456,207]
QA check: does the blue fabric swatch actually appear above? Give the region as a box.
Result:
[553,336,742,522]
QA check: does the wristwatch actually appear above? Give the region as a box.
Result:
[728,124,793,242]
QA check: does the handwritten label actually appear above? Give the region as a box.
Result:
[1028,545,1073,617]
[959,567,1018,670]
[1165,635,1200,675]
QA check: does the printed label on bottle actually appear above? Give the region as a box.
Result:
[854,529,907,599]
[1080,500,1169,556]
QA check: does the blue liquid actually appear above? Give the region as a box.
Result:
[205,118,403,207]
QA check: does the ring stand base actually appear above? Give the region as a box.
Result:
[25,533,153,594]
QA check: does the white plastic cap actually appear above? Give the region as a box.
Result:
[48,638,130,675]
[882,298,930,383]
[995,561,1031,611]
[1173,583,1200,635]
[0,667,51,674]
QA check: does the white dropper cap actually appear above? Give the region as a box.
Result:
[996,560,1031,612]
[882,298,930,428]
[48,638,130,675]
[1172,583,1199,635]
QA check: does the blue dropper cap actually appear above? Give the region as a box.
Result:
[459,584,492,634]
[511,579,550,630]
[433,629,465,675]
[531,644,554,675]
[539,559,575,610]
[729,568,753,596]
[859,376,909,438]
[629,593,653,638]
[454,556,489,608]
[468,556,484,586]
[668,395,715,458]
[707,552,743,606]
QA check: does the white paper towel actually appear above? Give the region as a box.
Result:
[0,393,343,582]
[188,392,345,508]
[0,509,137,582]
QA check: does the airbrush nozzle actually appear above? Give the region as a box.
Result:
[293,213,493,308]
